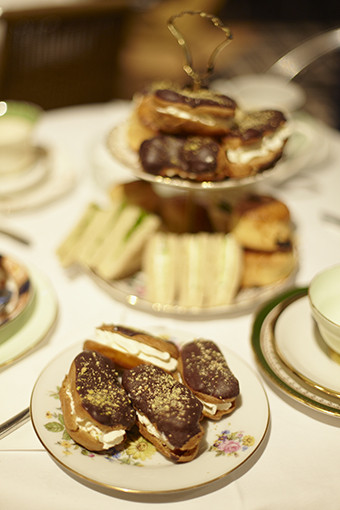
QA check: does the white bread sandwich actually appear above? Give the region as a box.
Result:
[143,232,243,308]
[57,200,161,280]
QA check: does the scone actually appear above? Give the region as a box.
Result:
[230,193,293,252]
[177,339,240,420]
[122,364,204,462]
[241,245,297,287]
[84,324,179,372]
[59,350,136,451]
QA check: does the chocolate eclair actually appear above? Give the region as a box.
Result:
[59,350,136,451]
[139,134,227,182]
[222,109,290,178]
[177,339,240,420]
[84,324,179,372]
[136,84,237,136]
[122,364,204,462]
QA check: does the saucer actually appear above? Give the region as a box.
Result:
[274,294,340,397]
[0,146,49,196]
[252,288,340,417]
[0,147,76,212]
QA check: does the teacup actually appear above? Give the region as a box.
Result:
[0,100,42,174]
[308,264,340,355]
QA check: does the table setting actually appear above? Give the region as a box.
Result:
[1,11,340,510]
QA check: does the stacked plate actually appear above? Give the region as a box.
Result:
[0,254,58,367]
[252,287,340,417]
[0,101,76,212]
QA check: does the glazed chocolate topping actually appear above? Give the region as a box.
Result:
[139,135,220,176]
[74,351,136,428]
[122,364,203,448]
[180,340,239,400]
[155,88,236,110]
[227,110,286,142]
[100,324,142,338]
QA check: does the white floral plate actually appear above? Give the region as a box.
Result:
[0,264,58,367]
[30,334,269,494]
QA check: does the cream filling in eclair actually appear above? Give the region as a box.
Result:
[136,410,176,450]
[177,374,232,416]
[66,387,125,449]
[200,400,232,416]
[156,105,234,128]
[227,124,290,164]
[95,329,178,371]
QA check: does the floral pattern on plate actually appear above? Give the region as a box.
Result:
[44,387,256,465]
[209,426,255,457]
[31,339,269,493]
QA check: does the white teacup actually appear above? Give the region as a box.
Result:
[308,264,340,355]
[0,101,42,174]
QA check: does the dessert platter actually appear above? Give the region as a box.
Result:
[251,287,340,417]
[105,12,290,190]
[57,187,298,317]
[105,109,324,191]
[31,326,269,493]
[58,12,303,317]
[67,11,311,317]
[0,257,58,368]
[102,11,327,192]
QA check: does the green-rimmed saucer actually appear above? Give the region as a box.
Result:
[251,287,340,418]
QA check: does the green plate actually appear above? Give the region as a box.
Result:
[251,287,340,418]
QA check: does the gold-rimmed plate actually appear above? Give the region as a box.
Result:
[105,116,321,191]
[274,292,340,398]
[31,330,269,494]
[84,264,297,318]
[251,288,340,417]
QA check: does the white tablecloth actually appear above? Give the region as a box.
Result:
[0,101,340,510]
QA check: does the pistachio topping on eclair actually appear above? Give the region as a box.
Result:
[122,364,203,449]
[180,339,239,400]
[74,350,135,428]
